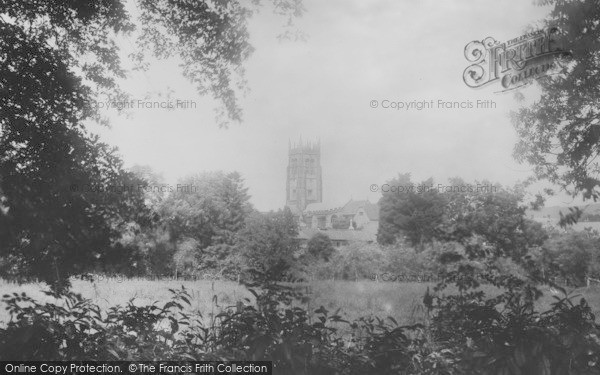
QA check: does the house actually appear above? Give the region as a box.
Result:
[298,199,379,247]
[285,139,379,247]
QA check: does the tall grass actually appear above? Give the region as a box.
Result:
[2,277,599,328]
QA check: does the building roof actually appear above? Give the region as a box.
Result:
[297,227,377,242]
[304,202,344,214]
[340,199,380,220]
[304,199,380,220]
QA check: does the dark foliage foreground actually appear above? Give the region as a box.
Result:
[1,273,599,375]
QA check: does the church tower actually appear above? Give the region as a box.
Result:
[286,138,322,212]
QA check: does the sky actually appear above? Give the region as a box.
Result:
[90,0,570,212]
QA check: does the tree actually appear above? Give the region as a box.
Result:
[160,171,252,275]
[377,174,447,248]
[235,207,299,280]
[0,3,145,290]
[306,232,335,261]
[539,229,600,286]
[129,165,169,208]
[428,184,598,375]
[0,0,303,290]
[438,182,548,266]
[512,0,600,201]
[325,243,385,281]
[133,0,304,126]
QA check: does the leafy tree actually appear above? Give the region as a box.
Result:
[0,2,147,291]
[512,0,600,201]
[306,232,335,261]
[109,165,176,278]
[129,164,170,208]
[539,229,600,286]
[378,175,548,272]
[0,0,302,290]
[377,173,413,245]
[441,183,547,259]
[377,174,447,248]
[132,0,304,126]
[235,207,298,280]
[160,171,252,275]
[426,181,600,375]
[320,243,385,281]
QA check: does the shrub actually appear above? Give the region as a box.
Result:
[2,268,599,374]
[306,233,335,262]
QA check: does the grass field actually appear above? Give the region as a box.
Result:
[2,277,600,329]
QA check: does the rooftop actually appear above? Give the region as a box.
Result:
[304,199,380,220]
[297,225,377,243]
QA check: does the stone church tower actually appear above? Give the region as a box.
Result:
[286,139,322,212]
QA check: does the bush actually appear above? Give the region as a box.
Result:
[1,270,599,374]
[429,286,600,374]
[0,279,442,374]
[306,233,336,262]
[307,243,386,281]
[302,241,444,282]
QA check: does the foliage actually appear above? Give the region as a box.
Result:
[0,266,450,374]
[384,241,445,281]
[512,0,600,201]
[531,229,600,286]
[377,175,547,258]
[305,241,442,282]
[235,207,299,281]
[3,269,599,374]
[425,176,600,374]
[306,232,335,262]
[132,0,304,126]
[378,174,446,247]
[159,171,252,276]
[0,0,303,290]
[428,286,600,375]
[310,243,385,281]
[0,7,151,291]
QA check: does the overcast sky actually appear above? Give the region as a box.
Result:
[91,0,567,212]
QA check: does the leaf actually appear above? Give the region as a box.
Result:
[107,349,120,359]
[314,306,328,315]
[170,319,179,334]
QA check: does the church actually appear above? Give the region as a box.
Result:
[285,139,379,247]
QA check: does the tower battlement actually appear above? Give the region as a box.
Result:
[286,138,322,212]
[289,139,320,155]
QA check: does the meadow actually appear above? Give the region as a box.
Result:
[2,277,600,329]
